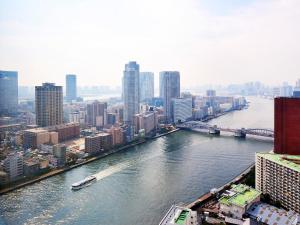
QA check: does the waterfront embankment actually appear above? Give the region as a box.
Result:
[186,163,255,210]
[0,129,179,195]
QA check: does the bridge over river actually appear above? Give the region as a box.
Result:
[177,121,274,138]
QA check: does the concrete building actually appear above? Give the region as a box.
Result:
[23,128,58,149]
[159,71,180,123]
[85,132,112,154]
[172,98,192,123]
[219,184,261,220]
[69,111,80,123]
[87,101,107,128]
[3,152,24,180]
[0,70,18,116]
[66,74,77,102]
[159,205,198,225]
[274,97,300,155]
[108,126,124,146]
[23,123,79,148]
[139,72,154,102]
[133,112,156,135]
[35,83,63,127]
[123,61,140,124]
[256,153,300,213]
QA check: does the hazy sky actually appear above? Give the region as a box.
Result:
[1,0,300,87]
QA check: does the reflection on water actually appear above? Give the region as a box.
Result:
[0,97,274,225]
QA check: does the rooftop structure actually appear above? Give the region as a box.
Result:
[219,184,261,220]
[246,202,300,225]
[159,205,198,225]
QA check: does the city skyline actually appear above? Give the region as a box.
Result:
[1,0,300,87]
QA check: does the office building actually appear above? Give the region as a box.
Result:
[66,74,77,102]
[0,70,18,116]
[159,71,180,123]
[3,152,24,180]
[53,144,66,167]
[172,98,192,123]
[206,89,216,97]
[87,101,107,128]
[274,97,300,155]
[139,72,154,102]
[107,113,117,126]
[256,153,300,213]
[159,205,198,225]
[85,132,112,154]
[35,83,63,127]
[123,61,140,124]
[69,111,80,123]
[219,184,261,220]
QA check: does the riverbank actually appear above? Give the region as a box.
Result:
[0,129,179,195]
[186,163,255,210]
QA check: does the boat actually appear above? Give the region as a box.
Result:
[71,175,97,190]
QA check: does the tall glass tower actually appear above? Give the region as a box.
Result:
[159,71,180,123]
[122,61,140,124]
[0,70,18,116]
[139,72,154,103]
[66,74,77,102]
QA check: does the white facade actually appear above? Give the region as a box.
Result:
[3,152,24,180]
[172,98,192,123]
[140,72,154,102]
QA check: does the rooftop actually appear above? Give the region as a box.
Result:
[257,152,300,173]
[247,202,299,225]
[219,184,261,208]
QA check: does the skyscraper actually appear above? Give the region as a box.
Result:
[159,71,180,123]
[86,101,107,128]
[123,61,140,124]
[66,74,77,102]
[35,83,63,127]
[274,97,300,155]
[139,72,154,102]
[0,70,18,116]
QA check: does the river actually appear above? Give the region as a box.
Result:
[0,97,274,225]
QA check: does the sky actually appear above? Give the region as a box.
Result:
[0,0,300,87]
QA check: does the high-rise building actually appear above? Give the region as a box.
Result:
[159,71,180,123]
[279,83,293,97]
[0,70,18,116]
[256,152,300,213]
[86,101,107,128]
[123,61,140,124]
[206,89,216,97]
[172,98,192,123]
[35,83,63,127]
[66,74,77,102]
[139,72,154,102]
[53,144,66,167]
[274,97,300,155]
[133,112,156,135]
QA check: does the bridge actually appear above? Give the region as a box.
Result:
[176,121,274,138]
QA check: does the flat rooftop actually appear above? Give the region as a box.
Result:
[219,184,261,208]
[257,152,300,173]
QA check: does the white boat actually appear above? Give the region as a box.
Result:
[71,175,96,190]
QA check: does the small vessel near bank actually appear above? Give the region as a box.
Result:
[71,175,97,190]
